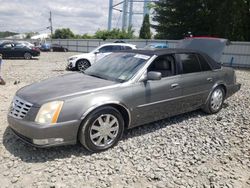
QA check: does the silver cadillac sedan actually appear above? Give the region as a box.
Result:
[8,39,241,152]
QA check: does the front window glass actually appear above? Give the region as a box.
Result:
[85,53,150,82]
[15,43,25,48]
[98,46,113,53]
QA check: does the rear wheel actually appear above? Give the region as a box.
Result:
[79,107,124,152]
[24,52,32,59]
[202,86,225,114]
[76,59,90,71]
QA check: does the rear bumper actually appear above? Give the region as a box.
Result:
[226,83,241,98]
[8,115,80,147]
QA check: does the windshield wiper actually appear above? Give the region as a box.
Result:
[87,73,107,80]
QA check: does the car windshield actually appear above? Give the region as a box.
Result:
[84,52,150,82]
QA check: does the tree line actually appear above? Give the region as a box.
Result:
[153,0,250,41]
[52,28,135,40]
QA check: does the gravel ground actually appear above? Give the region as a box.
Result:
[0,52,249,188]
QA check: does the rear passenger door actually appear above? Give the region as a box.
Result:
[177,53,216,112]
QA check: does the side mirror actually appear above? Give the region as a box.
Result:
[94,50,99,54]
[146,71,162,81]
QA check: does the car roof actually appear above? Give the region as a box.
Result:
[101,43,136,47]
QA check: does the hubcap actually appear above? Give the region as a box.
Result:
[24,53,31,59]
[90,114,119,147]
[78,61,89,71]
[211,89,223,111]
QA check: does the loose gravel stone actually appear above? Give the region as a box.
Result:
[0,52,249,187]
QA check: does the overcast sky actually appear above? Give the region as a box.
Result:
[0,0,148,36]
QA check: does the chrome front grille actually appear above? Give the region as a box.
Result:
[9,96,33,119]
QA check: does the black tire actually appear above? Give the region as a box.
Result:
[76,59,90,71]
[202,86,225,114]
[78,106,124,152]
[24,52,32,60]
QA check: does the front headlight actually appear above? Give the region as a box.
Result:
[35,101,64,124]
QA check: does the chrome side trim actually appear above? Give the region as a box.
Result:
[137,90,208,108]
[80,101,131,128]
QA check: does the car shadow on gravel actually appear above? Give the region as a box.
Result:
[2,103,229,163]
[2,127,92,163]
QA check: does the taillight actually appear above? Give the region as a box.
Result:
[32,47,40,51]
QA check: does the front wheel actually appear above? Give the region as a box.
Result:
[202,86,225,114]
[24,52,32,59]
[79,107,124,152]
[76,59,90,71]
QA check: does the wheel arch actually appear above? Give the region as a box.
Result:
[79,102,131,129]
[205,82,227,104]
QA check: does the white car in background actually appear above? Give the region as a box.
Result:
[67,43,137,71]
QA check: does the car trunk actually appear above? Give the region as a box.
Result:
[178,37,229,62]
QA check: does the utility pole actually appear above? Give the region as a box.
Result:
[128,0,134,28]
[108,0,113,31]
[49,11,53,38]
[122,0,129,31]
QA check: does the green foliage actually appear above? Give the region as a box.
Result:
[94,28,134,40]
[52,28,134,40]
[0,31,18,38]
[139,14,152,39]
[52,28,75,39]
[153,0,250,41]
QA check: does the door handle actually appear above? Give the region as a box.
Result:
[207,78,213,82]
[171,83,179,89]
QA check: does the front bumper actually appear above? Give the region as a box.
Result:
[66,61,74,70]
[226,83,241,98]
[8,115,80,147]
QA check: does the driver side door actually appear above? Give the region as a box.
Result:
[131,54,182,127]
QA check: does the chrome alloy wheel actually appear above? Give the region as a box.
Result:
[90,114,119,147]
[211,88,223,111]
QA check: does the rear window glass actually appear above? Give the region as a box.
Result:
[198,54,211,71]
[179,53,201,74]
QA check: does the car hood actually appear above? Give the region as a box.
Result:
[16,73,118,106]
[70,53,93,59]
[178,37,229,62]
